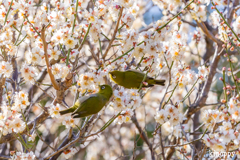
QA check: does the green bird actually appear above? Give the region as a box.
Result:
[109,70,165,89]
[59,84,113,118]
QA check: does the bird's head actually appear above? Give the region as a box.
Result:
[98,84,113,99]
[108,70,124,84]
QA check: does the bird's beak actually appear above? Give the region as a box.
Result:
[108,71,112,75]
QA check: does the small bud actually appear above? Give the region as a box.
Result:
[224,115,229,121]
[211,6,216,9]
[226,85,231,89]
[10,151,15,156]
[231,119,235,124]
[220,105,224,111]
[224,53,228,57]
[227,91,230,95]
[219,77,223,81]
[230,46,234,51]
[237,94,240,99]
[232,86,236,89]
[227,43,231,49]
[222,67,226,71]
[181,9,186,14]
[223,87,226,90]
[221,99,226,103]
[222,44,226,48]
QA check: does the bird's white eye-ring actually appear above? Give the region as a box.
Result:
[101,86,105,89]
[112,75,116,79]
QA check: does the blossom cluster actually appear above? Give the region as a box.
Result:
[0,91,29,136]
[11,151,36,160]
[109,88,141,124]
[48,103,79,128]
[200,96,240,155]
[77,69,108,93]
[0,0,239,159]
[155,102,189,139]
[20,63,39,84]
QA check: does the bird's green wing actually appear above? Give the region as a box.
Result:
[72,93,107,118]
[127,69,155,86]
[127,69,145,75]
[127,69,153,80]
[124,70,144,88]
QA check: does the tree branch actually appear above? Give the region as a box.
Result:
[102,7,124,59]
[41,26,60,90]
[131,112,155,160]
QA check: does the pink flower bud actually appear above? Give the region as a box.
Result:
[227,43,231,49]
[10,151,15,156]
[221,99,226,103]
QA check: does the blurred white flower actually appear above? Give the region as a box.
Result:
[0,61,13,78]
[49,103,61,118]
[63,147,78,159]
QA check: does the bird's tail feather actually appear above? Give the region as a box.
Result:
[59,108,75,115]
[155,79,165,86]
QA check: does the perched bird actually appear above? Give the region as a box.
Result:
[109,70,165,89]
[59,84,113,118]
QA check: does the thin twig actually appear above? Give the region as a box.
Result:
[36,130,56,151]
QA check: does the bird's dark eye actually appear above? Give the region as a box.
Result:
[101,86,105,89]
[112,75,116,79]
